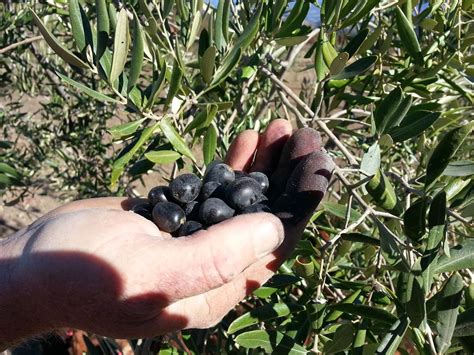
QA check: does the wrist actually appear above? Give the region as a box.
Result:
[0,229,49,350]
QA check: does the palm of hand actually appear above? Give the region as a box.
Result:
[12,120,333,339]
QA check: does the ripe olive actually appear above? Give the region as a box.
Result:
[148,185,171,206]
[198,198,235,225]
[199,181,225,201]
[225,177,263,210]
[131,203,153,220]
[184,200,200,220]
[234,170,249,179]
[204,163,235,186]
[240,203,272,214]
[205,159,224,172]
[178,220,203,236]
[169,173,202,203]
[249,172,270,194]
[152,202,186,233]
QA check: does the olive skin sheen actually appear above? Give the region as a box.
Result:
[152,202,186,233]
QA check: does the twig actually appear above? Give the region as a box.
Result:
[278,94,371,127]
[368,251,384,303]
[329,109,371,118]
[223,75,256,133]
[321,117,371,127]
[426,324,438,355]
[347,174,374,189]
[339,168,372,176]
[322,209,371,251]
[323,284,342,301]
[373,210,401,219]
[344,195,354,229]
[0,35,43,54]
[253,28,320,122]
[277,91,307,127]
[374,0,399,12]
[281,99,291,121]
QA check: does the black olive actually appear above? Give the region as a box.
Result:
[198,198,235,225]
[204,163,235,186]
[225,177,263,210]
[169,173,202,203]
[152,202,186,233]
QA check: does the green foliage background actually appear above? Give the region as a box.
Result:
[1,0,473,353]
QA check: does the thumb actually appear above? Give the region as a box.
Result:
[154,213,284,303]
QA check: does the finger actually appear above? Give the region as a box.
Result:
[273,150,334,255]
[250,119,292,174]
[154,250,279,332]
[269,127,322,200]
[136,213,283,304]
[225,130,259,171]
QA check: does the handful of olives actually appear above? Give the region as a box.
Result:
[131,162,273,237]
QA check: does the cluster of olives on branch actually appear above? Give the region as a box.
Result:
[131,162,272,237]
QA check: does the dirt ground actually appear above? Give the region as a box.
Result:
[0,93,170,237]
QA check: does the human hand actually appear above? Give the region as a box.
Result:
[0,119,333,346]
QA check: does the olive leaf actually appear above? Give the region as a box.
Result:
[57,72,118,103]
[275,0,309,38]
[200,46,216,84]
[366,170,402,216]
[228,303,305,334]
[331,55,377,80]
[203,125,217,165]
[403,198,427,241]
[329,52,349,76]
[389,111,440,142]
[128,10,144,91]
[328,303,398,325]
[434,273,464,354]
[425,122,473,188]
[343,28,369,57]
[108,119,145,140]
[68,0,87,52]
[110,122,160,189]
[234,330,308,354]
[395,6,423,65]
[215,0,230,50]
[29,9,89,69]
[159,118,196,162]
[165,60,183,107]
[340,0,380,28]
[145,150,181,164]
[376,315,410,355]
[96,0,109,62]
[435,241,474,274]
[109,8,130,84]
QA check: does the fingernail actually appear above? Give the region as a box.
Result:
[254,217,284,258]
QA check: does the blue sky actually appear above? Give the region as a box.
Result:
[208,0,321,26]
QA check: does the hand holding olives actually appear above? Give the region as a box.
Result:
[132,122,333,242]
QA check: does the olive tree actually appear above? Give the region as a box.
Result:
[2,0,473,353]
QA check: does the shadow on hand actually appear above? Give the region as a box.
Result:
[3,252,186,340]
[2,249,265,346]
